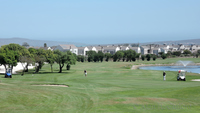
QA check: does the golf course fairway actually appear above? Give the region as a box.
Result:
[0,58,200,113]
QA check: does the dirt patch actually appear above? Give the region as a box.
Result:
[102,97,178,105]
[32,84,68,87]
[0,83,7,85]
[131,63,176,70]
[0,83,12,86]
[191,79,200,81]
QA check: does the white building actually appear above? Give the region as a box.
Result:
[120,46,129,51]
[129,47,141,53]
[140,46,149,55]
[103,46,120,55]
[190,45,200,53]
[77,47,89,56]
[54,44,78,55]
[87,46,97,52]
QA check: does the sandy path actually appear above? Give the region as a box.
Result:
[191,79,200,81]
[32,84,68,87]
[131,63,176,70]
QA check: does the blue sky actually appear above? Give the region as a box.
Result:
[0,0,200,44]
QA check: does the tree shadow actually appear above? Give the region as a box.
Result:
[0,73,5,75]
[15,69,73,75]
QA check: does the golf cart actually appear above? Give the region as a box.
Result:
[177,70,186,81]
[5,68,12,78]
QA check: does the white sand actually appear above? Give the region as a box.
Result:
[32,84,68,87]
[191,79,200,81]
[0,63,35,74]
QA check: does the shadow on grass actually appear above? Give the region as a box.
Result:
[15,69,74,75]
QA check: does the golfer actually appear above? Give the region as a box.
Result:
[84,70,87,77]
[163,71,166,80]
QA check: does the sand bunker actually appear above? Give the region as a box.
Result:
[191,79,200,81]
[32,84,68,87]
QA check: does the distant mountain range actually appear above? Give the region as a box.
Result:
[0,38,87,47]
[0,38,200,47]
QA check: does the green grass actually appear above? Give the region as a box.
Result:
[0,58,200,113]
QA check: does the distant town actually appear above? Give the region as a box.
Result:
[23,42,200,56]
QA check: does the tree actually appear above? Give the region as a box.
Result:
[45,50,55,72]
[80,56,85,62]
[54,50,76,73]
[54,50,67,73]
[126,49,136,62]
[122,51,127,62]
[77,55,85,62]
[146,54,151,61]
[194,50,200,58]
[158,52,164,56]
[77,55,82,62]
[105,53,112,62]
[141,55,145,61]
[87,50,96,62]
[19,56,32,75]
[152,55,157,61]
[197,50,200,54]
[196,50,200,58]
[33,49,46,73]
[65,51,76,70]
[18,48,31,75]
[113,51,124,62]
[98,51,104,62]
[0,44,27,74]
[136,53,141,61]
[132,56,136,61]
[44,43,47,47]
[94,53,99,62]
[183,50,191,55]
[26,48,37,72]
[161,54,167,59]
[22,42,30,48]
[173,51,181,56]
[0,49,18,74]
[167,51,172,57]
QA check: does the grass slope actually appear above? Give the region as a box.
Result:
[0,58,200,113]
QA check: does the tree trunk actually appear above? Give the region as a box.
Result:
[21,70,25,76]
[11,65,13,74]
[59,66,62,73]
[66,64,70,70]
[21,63,25,76]
[25,63,29,72]
[51,64,53,72]
[4,65,7,74]
[35,66,40,73]
[36,67,40,73]
[58,64,64,73]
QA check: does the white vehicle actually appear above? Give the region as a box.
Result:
[177,70,186,81]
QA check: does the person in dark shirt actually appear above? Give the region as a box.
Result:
[163,71,166,80]
[84,70,87,77]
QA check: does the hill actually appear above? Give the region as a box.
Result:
[0,38,200,47]
[0,38,87,47]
